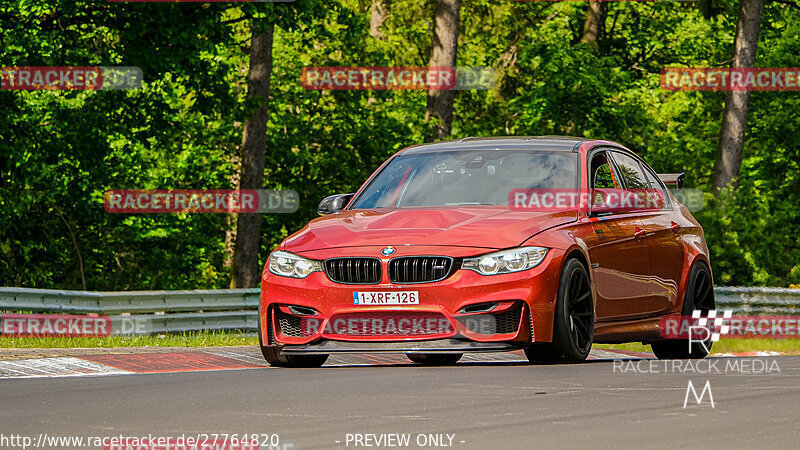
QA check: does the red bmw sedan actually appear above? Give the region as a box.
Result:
[259,137,715,367]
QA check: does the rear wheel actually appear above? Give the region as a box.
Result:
[651,262,714,360]
[525,258,594,363]
[258,306,328,368]
[406,353,462,365]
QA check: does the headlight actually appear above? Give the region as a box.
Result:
[268,251,322,278]
[462,247,548,275]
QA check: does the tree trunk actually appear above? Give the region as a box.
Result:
[425,0,460,141]
[370,0,389,40]
[713,0,764,192]
[580,2,606,44]
[231,24,274,288]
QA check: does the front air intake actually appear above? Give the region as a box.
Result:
[457,303,523,335]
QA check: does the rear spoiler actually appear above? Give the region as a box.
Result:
[658,173,685,192]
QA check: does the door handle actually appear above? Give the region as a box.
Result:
[671,222,682,234]
[634,227,647,240]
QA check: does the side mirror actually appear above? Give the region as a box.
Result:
[317,193,355,215]
[657,173,685,192]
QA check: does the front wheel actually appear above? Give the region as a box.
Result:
[651,262,715,360]
[525,258,594,363]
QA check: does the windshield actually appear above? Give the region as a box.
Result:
[351,150,578,208]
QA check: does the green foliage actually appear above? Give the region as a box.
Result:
[1,0,798,288]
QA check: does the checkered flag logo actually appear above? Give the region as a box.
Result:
[692,309,733,341]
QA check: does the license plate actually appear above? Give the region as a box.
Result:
[353,291,419,305]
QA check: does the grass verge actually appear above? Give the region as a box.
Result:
[0,331,258,348]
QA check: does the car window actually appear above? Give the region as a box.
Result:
[641,164,670,208]
[351,150,577,208]
[610,151,649,190]
[590,153,619,189]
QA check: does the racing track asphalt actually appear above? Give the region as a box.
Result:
[1,356,799,449]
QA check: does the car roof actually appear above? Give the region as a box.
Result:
[399,136,591,155]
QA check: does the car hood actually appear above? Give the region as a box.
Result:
[283,207,578,252]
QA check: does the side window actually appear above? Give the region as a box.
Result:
[590,152,618,189]
[641,165,670,208]
[610,152,649,190]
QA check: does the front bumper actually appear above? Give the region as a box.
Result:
[280,339,522,355]
[260,245,565,350]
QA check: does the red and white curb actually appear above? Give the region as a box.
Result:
[711,351,782,357]
[5,348,772,379]
[0,357,132,379]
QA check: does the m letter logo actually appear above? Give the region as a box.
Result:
[684,380,714,408]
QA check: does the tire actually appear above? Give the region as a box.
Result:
[406,353,462,365]
[258,306,328,368]
[525,258,594,364]
[651,262,715,360]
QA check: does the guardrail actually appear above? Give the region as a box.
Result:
[715,286,800,316]
[0,286,798,334]
[0,288,260,334]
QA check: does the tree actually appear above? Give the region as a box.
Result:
[370,0,390,40]
[231,23,275,288]
[580,1,606,44]
[712,0,765,191]
[425,0,461,140]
